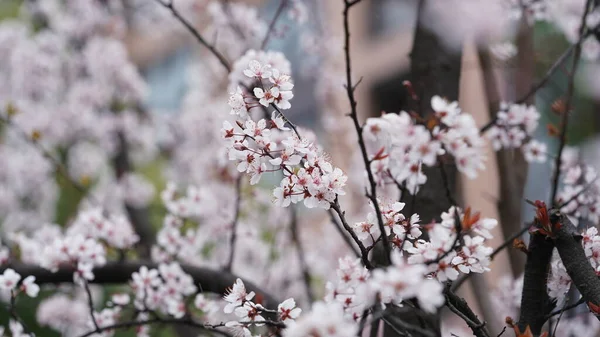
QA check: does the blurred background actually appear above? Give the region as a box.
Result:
[1,0,600,336]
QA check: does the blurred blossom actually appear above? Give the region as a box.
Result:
[422,0,518,50]
[489,41,518,60]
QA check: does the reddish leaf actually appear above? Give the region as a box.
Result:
[547,124,559,137]
[589,301,600,315]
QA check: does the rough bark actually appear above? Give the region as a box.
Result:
[517,232,555,334]
[553,213,600,320]
[373,0,463,336]
[479,50,528,278]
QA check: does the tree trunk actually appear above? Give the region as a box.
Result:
[372,0,463,335]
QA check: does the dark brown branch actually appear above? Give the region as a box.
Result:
[550,1,593,205]
[0,261,280,308]
[342,0,390,262]
[331,198,374,269]
[78,316,279,337]
[552,213,600,321]
[444,287,491,337]
[155,0,231,73]
[327,209,361,257]
[517,232,555,334]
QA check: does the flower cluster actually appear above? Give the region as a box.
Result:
[555,150,600,224]
[547,1,600,61]
[371,252,445,313]
[222,278,301,336]
[223,102,347,209]
[228,50,292,93]
[405,206,496,281]
[228,57,294,120]
[430,96,487,179]
[160,182,212,219]
[69,208,139,249]
[10,224,106,284]
[352,199,421,247]
[324,253,445,324]
[364,96,486,196]
[130,263,197,318]
[485,102,546,162]
[0,268,39,298]
[153,214,200,263]
[324,256,370,321]
[36,293,91,337]
[0,0,156,236]
[283,301,356,337]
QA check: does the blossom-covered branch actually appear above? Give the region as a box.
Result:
[342,0,391,261]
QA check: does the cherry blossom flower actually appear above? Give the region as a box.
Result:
[283,301,358,337]
[370,251,444,312]
[194,294,219,315]
[229,87,249,119]
[271,111,290,131]
[0,268,21,291]
[254,87,278,107]
[21,275,40,298]
[234,302,265,325]
[111,293,130,306]
[223,278,255,314]
[243,60,273,79]
[522,140,547,163]
[431,95,461,125]
[278,298,302,322]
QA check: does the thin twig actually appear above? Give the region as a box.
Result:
[155,0,231,72]
[261,0,289,49]
[8,290,34,337]
[545,297,585,319]
[550,0,594,205]
[550,297,570,337]
[331,198,374,269]
[83,280,100,332]
[444,287,491,337]
[491,225,530,260]
[479,34,588,133]
[342,0,390,261]
[328,209,361,257]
